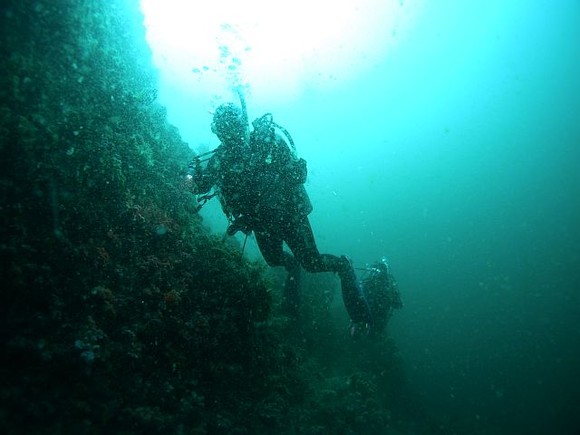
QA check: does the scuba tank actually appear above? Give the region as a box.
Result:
[251,113,297,159]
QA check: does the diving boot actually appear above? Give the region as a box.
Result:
[338,255,373,329]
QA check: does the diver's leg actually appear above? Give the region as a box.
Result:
[254,229,284,266]
[283,215,341,273]
[254,229,301,316]
[338,255,373,330]
[285,216,372,327]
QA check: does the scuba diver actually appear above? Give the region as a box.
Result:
[189,92,372,335]
[360,257,403,337]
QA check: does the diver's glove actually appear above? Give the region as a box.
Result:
[226,216,253,236]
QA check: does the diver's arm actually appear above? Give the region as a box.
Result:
[191,154,218,194]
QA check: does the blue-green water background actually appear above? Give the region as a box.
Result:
[152,1,580,433]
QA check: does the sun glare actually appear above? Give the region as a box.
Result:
[140,0,422,102]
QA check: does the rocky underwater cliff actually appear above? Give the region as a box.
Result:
[1,1,434,433]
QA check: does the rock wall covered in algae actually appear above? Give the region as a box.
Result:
[1,1,429,434]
